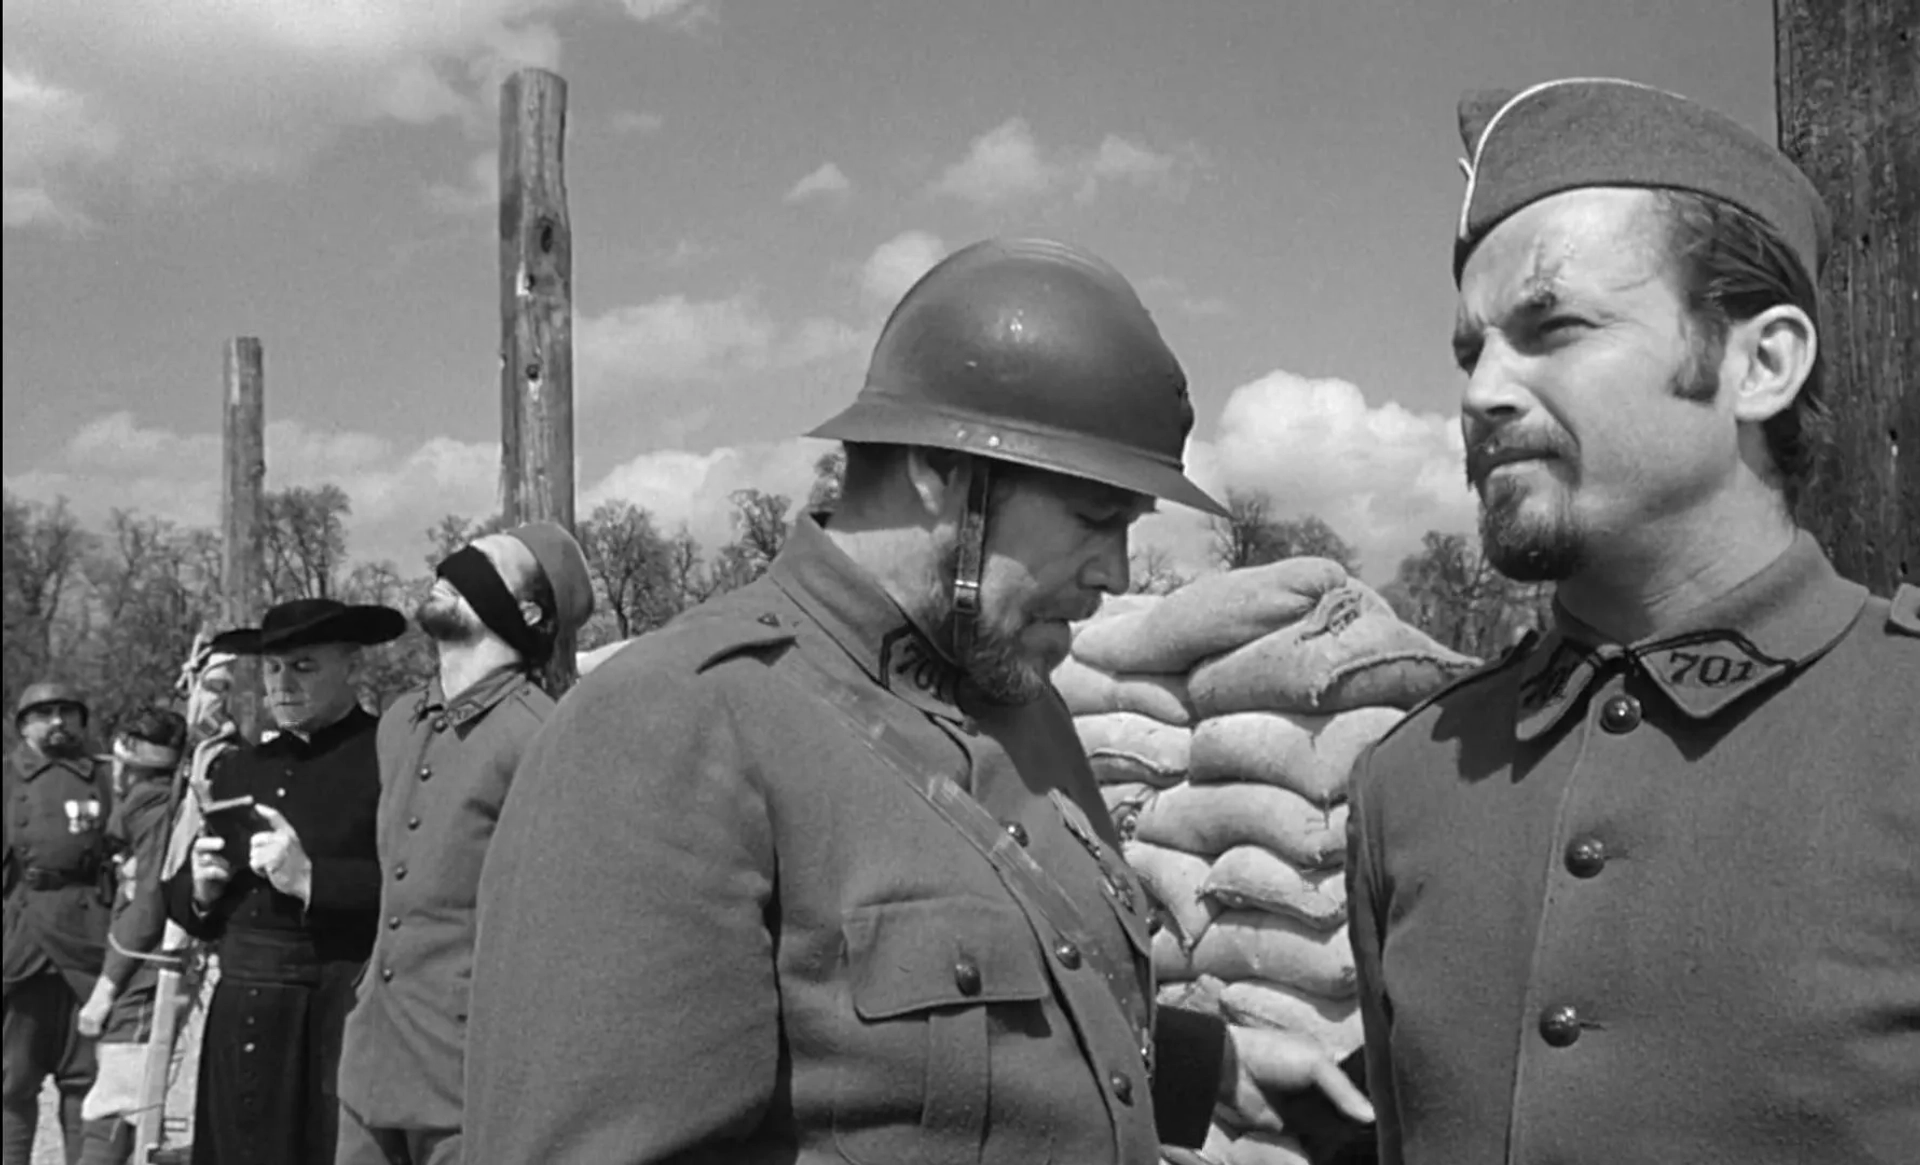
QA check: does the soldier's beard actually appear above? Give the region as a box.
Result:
[416,593,481,645]
[37,728,83,757]
[930,539,1077,707]
[1477,476,1586,583]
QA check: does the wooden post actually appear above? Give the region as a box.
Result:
[221,338,267,742]
[499,69,579,695]
[1775,0,1920,593]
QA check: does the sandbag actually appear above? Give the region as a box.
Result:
[1157,973,1228,1016]
[1072,558,1351,675]
[1201,845,1347,930]
[1189,707,1404,804]
[1189,911,1357,999]
[1152,925,1197,983]
[1190,583,1479,717]
[1100,781,1157,840]
[1160,1150,1222,1165]
[1218,980,1364,1058]
[1053,655,1196,726]
[1133,782,1347,868]
[1075,712,1191,780]
[1091,753,1187,792]
[1123,840,1217,952]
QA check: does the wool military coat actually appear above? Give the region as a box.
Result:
[1348,535,1920,1164]
[336,664,553,1134]
[465,517,1225,1165]
[3,745,114,991]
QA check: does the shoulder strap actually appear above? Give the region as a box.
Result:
[770,647,1154,1072]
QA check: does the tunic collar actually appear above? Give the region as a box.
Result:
[1516,531,1867,741]
[768,514,967,723]
[410,664,535,730]
[260,705,376,755]
[10,744,93,783]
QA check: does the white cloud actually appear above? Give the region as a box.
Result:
[423,150,499,215]
[783,161,852,204]
[584,436,836,550]
[859,230,947,307]
[1126,372,1473,584]
[576,292,866,397]
[0,0,708,227]
[928,117,1200,208]
[3,411,499,567]
[3,64,119,230]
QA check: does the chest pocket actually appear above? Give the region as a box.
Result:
[835,896,1054,1165]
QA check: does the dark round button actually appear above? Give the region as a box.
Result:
[387,916,401,930]
[1539,1005,1581,1047]
[430,717,448,733]
[1055,942,1082,970]
[407,816,421,830]
[1599,694,1642,734]
[953,958,982,997]
[1004,821,1029,847]
[381,967,394,982]
[394,865,408,880]
[1111,1073,1134,1105]
[1565,837,1607,878]
[417,765,432,780]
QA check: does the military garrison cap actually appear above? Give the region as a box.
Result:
[1452,78,1831,283]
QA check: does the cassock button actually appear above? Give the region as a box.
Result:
[1111,1073,1134,1106]
[395,864,408,880]
[1539,1004,1581,1047]
[388,916,401,930]
[1055,942,1082,970]
[1599,694,1642,734]
[1565,837,1607,878]
[1004,820,1029,847]
[381,967,394,982]
[954,958,982,997]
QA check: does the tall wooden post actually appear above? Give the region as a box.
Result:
[221,338,267,742]
[1776,0,1920,593]
[499,69,579,695]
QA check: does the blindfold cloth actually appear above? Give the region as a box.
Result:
[436,546,550,663]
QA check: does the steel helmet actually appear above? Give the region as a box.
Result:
[808,237,1226,517]
[15,681,89,727]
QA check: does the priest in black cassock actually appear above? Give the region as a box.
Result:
[165,599,403,1165]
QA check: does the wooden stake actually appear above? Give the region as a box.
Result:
[221,338,267,741]
[1776,0,1919,593]
[499,69,579,695]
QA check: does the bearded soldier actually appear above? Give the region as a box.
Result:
[335,522,593,1165]
[1347,78,1920,1164]
[3,683,115,1165]
[164,599,403,1165]
[466,238,1373,1163]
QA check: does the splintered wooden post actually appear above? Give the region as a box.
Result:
[1775,0,1919,594]
[499,68,579,695]
[222,338,267,742]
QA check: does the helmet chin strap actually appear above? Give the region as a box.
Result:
[950,456,994,664]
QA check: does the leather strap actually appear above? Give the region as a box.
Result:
[772,646,1154,1070]
[949,458,993,662]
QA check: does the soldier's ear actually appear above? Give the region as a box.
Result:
[903,448,963,522]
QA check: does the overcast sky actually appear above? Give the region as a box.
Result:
[2,0,1776,581]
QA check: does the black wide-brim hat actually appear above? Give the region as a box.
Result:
[208,598,407,656]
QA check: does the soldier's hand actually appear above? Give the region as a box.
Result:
[78,977,116,1038]
[249,805,313,904]
[190,836,232,905]
[1214,1023,1374,1137]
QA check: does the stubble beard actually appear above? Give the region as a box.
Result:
[1478,474,1587,583]
[416,594,480,645]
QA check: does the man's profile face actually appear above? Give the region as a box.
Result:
[261,642,359,731]
[1453,187,1738,581]
[942,469,1148,704]
[19,703,85,756]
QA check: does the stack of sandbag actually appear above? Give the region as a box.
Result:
[1060,559,1479,1165]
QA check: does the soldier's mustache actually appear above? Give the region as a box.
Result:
[1465,428,1574,488]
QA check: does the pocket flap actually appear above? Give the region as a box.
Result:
[845,897,1051,1020]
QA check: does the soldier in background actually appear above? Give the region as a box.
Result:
[2,682,115,1165]
[1347,78,1920,1164]
[335,522,593,1165]
[74,708,190,1165]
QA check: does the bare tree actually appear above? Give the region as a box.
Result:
[3,494,94,717]
[1128,545,1191,595]
[262,485,353,601]
[1379,531,1553,659]
[806,449,846,516]
[578,500,686,640]
[1208,490,1361,574]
